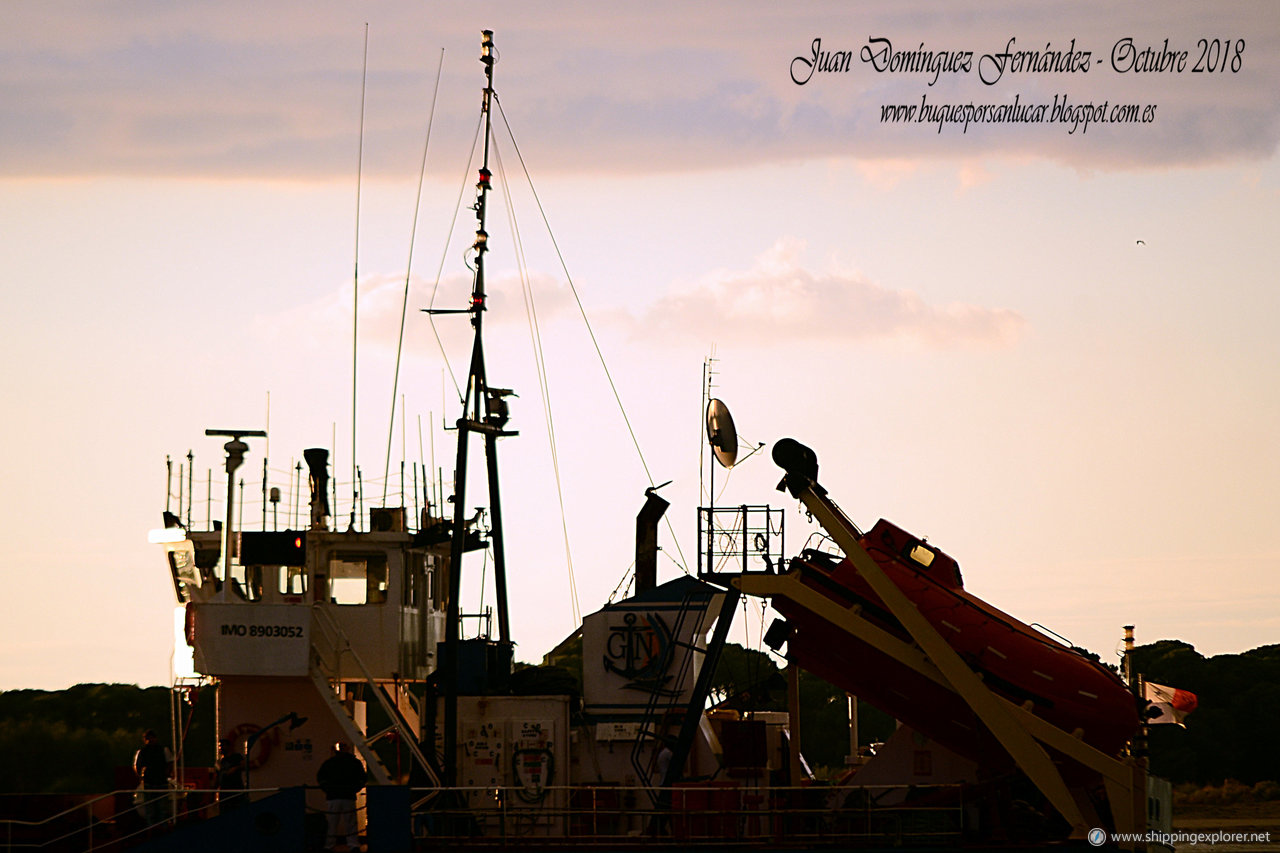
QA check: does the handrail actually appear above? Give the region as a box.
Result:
[413,781,964,845]
[0,790,118,831]
[0,786,281,852]
[1,782,965,849]
[310,604,442,794]
[1030,621,1074,648]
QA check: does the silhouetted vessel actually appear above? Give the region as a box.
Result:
[128,32,1163,853]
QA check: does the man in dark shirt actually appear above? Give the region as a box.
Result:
[317,742,366,851]
[214,737,245,812]
[133,729,173,826]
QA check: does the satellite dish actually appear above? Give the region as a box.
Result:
[706,398,738,469]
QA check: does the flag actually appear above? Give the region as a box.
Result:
[1144,681,1198,727]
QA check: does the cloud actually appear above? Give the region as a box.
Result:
[251,268,578,356]
[2,1,1276,179]
[855,159,922,189]
[248,238,1022,360]
[638,238,1025,348]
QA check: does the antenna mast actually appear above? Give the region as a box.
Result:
[205,429,267,600]
[352,23,369,530]
[435,29,518,789]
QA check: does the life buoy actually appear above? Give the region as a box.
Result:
[225,723,275,770]
[184,603,197,647]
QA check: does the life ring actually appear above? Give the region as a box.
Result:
[184,603,197,647]
[225,723,275,770]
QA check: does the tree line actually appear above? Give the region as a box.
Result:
[0,683,214,794]
[1132,640,1280,785]
[0,640,1273,793]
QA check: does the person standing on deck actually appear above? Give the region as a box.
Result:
[214,737,245,812]
[317,742,367,852]
[133,729,173,826]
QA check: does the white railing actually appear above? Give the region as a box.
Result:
[1,782,965,850]
[413,783,964,845]
[310,604,442,795]
[0,785,278,852]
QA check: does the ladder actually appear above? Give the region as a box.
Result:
[628,583,735,800]
[310,605,441,798]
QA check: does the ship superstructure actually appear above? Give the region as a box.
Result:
[156,437,462,796]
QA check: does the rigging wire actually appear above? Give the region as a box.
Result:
[605,561,637,605]
[418,415,428,517]
[709,438,763,507]
[383,47,446,503]
[493,93,689,573]
[715,465,735,506]
[491,137,582,627]
[605,525,688,609]
[477,527,488,634]
[426,111,487,404]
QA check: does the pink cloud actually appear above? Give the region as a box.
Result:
[639,238,1025,348]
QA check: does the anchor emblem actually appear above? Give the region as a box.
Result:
[603,612,676,695]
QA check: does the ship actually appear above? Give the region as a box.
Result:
[121,31,1171,852]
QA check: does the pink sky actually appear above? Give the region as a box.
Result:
[1,1,1278,688]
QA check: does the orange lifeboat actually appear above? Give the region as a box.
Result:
[770,519,1140,766]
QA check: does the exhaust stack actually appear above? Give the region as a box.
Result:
[635,486,669,595]
[304,448,331,530]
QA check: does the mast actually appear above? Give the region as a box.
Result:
[436,29,517,789]
[205,429,267,600]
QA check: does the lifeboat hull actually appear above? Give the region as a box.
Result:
[773,519,1139,767]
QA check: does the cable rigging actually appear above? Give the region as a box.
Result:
[490,135,583,627]
[382,47,446,503]
[492,92,690,574]
[425,111,487,405]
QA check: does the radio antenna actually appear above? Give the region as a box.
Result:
[383,46,446,504]
[352,23,369,527]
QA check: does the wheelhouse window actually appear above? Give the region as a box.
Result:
[429,555,446,609]
[329,554,388,605]
[166,543,201,602]
[230,565,265,601]
[279,564,308,596]
[399,554,437,608]
[403,553,424,607]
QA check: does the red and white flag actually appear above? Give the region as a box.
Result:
[1144,681,1198,727]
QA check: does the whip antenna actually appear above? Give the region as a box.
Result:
[352,22,368,526]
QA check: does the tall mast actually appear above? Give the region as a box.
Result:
[437,29,517,789]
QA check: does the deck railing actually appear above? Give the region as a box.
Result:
[416,782,964,848]
[0,782,964,850]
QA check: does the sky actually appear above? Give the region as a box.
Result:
[2,1,1278,690]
